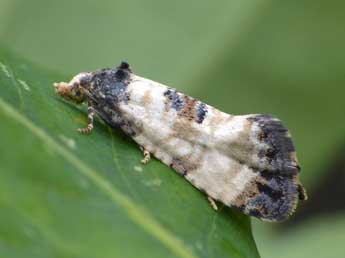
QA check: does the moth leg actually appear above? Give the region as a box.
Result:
[78,104,95,134]
[140,146,151,164]
[207,196,218,211]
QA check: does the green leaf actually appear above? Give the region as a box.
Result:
[255,214,345,258]
[0,48,259,258]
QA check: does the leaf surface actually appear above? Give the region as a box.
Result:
[0,48,260,258]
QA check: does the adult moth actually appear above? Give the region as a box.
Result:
[54,62,307,222]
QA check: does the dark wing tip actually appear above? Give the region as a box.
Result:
[232,171,302,222]
[233,115,306,222]
[248,114,299,175]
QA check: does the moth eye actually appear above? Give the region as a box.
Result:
[75,90,81,96]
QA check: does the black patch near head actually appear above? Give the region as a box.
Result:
[115,69,126,80]
[163,89,184,111]
[118,61,130,70]
[89,66,132,131]
[196,102,208,124]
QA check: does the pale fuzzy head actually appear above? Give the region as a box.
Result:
[54,72,92,104]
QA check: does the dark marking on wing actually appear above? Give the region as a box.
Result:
[178,95,197,121]
[170,157,198,176]
[163,90,209,125]
[247,114,299,175]
[231,167,304,222]
[196,102,208,124]
[163,89,184,111]
[114,69,127,80]
[256,181,283,202]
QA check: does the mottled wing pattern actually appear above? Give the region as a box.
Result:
[54,62,306,222]
[120,73,306,221]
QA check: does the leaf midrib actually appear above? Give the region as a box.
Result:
[0,97,199,258]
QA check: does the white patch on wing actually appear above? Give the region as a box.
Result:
[127,76,152,102]
[125,75,175,140]
[154,148,173,165]
[189,144,205,162]
[163,138,193,156]
[249,121,268,165]
[186,151,256,205]
[231,165,255,190]
[213,115,245,144]
[185,150,231,198]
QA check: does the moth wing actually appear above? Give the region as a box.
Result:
[226,114,306,221]
[182,114,306,222]
[118,77,306,221]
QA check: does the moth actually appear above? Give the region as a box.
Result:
[54,62,307,222]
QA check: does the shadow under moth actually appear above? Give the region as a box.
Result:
[54,62,307,222]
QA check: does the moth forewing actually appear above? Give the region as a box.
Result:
[54,61,306,222]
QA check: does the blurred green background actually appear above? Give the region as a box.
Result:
[0,0,344,257]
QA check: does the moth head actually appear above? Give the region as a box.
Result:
[54,72,92,104]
